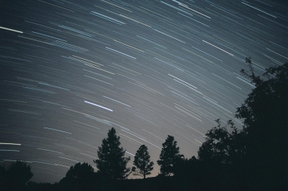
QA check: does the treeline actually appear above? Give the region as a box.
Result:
[0,62,287,191]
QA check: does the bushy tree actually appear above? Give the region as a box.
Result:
[157,135,183,176]
[59,162,96,191]
[133,144,154,179]
[195,62,287,191]
[65,162,94,180]
[7,161,33,184]
[198,119,245,165]
[0,161,33,191]
[94,127,130,180]
[197,120,246,191]
[236,62,288,191]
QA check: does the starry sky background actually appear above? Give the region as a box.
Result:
[0,0,287,183]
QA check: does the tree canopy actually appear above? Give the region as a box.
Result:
[59,162,97,191]
[65,162,94,180]
[133,144,154,179]
[193,62,288,191]
[94,127,130,180]
[235,62,288,190]
[198,119,245,165]
[0,161,33,191]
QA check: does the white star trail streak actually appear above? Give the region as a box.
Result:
[84,100,114,112]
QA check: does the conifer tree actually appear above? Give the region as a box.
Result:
[157,135,183,176]
[133,144,154,179]
[94,127,130,180]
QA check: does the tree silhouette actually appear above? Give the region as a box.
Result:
[195,119,247,191]
[191,62,288,191]
[236,62,288,191]
[65,162,94,180]
[94,127,130,180]
[157,135,183,176]
[0,165,5,181]
[0,161,33,191]
[59,162,96,191]
[198,119,245,165]
[132,144,154,179]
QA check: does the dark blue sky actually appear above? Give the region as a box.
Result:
[0,0,287,183]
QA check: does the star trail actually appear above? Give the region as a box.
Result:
[0,0,287,183]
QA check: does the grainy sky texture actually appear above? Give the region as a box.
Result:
[0,0,287,183]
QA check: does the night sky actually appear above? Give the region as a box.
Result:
[0,0,287,183]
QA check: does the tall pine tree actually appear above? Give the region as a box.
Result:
[133,144,154,179]
[94,127,130,180]
[157,135,183,176]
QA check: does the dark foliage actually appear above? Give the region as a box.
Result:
[0,161,33,191]
[28,182,57,191]
[198,119,245,165]
[133,144,154,179]
[236,62,288,191]
[173,62,288,191]
[58,162,97,191]
[94,127,131,180]
[157,135,183,176]
[0,165,6,184]
[65,162,94,180]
